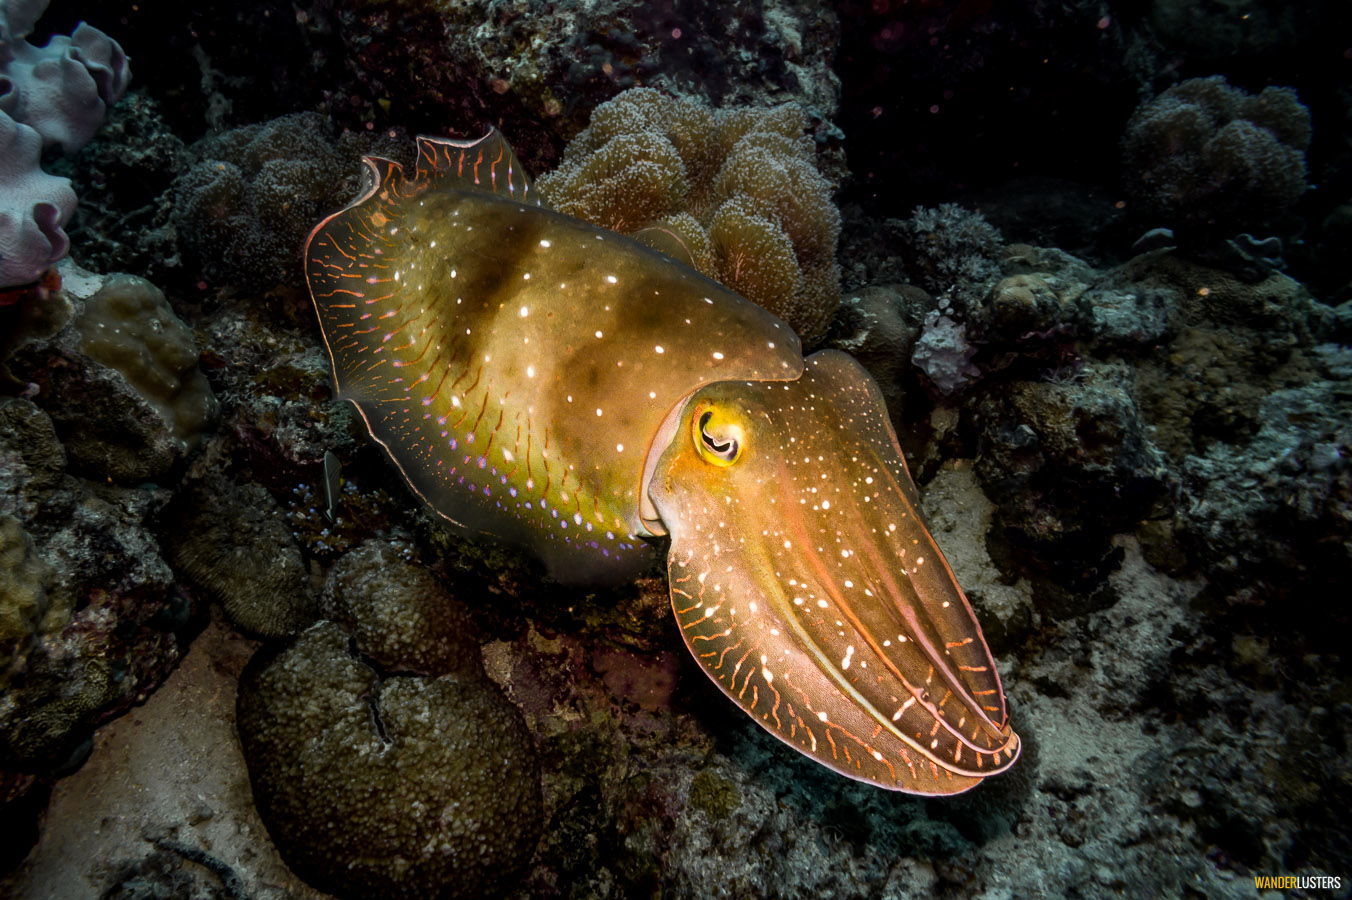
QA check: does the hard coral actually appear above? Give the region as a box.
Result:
[538,87,842,343]
[237,621,543,900]
[166,473,317,639]
[321,539,480,679]
[76,274,216,451]
[1122,76,1310,236]
[172,113,371,293]
[8,271,217,483]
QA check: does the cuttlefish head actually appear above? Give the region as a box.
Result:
[645,350,1019,794]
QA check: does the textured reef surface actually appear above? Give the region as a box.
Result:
[2,0,1350,897]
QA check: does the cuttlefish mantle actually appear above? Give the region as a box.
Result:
[305,128,1018,794]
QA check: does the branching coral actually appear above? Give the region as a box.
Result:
[538,87,841,343]
[1122,76,1310,235]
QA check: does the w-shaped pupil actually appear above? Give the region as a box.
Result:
[700,411,736,456]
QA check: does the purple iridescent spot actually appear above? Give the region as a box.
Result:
[509,487,518,497]
[477,456,487,468]
[448,438,457,449]
[499,475,507,484]
[483,485,491,496]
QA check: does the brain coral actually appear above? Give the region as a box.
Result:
[237,621,543,900]
[537,87,841,343]
[1122,76,1311,235]
[321,539,480,679]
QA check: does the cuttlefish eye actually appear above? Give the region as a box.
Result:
[693,405,746,466]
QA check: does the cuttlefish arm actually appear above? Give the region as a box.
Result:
[647,350,1018,793]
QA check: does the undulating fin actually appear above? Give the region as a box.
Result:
[631,224,698,269]
[649,351,1018,793]
[413,129,539,205]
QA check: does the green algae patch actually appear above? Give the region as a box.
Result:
[689,768,740,820]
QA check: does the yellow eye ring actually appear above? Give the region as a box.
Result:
[693,406,745,467]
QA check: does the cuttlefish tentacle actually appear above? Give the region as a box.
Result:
[305,128,1018,793]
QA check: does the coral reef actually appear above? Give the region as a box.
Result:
[237,621,543,900]
[0,393,194,770]
[171,113,378,293]
[0,0,129,287]
[326,0,840,155]
[538,88,842,342]
[0,515,66,691]
[1122,76,1311,237]
[9,271,217,483]
[3,0,1351,894]
[321,540,480,679]
[166,472,317,639]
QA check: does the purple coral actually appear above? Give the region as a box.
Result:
[0,0,129,287]
[0,111,74,286]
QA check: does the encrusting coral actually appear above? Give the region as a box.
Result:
[1122,76,1311,236]
[0,515,68,691]
[75,274,217,451]
[537,87,842,343]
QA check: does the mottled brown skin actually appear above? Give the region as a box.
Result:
[305,130,1018,793]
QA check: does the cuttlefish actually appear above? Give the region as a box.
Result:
[304,130,1019,794]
